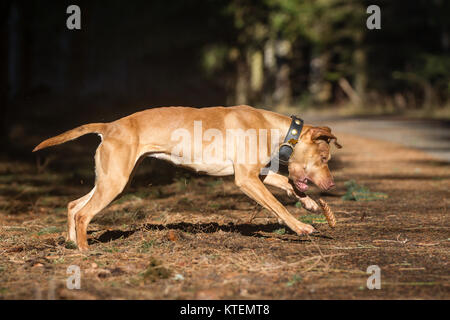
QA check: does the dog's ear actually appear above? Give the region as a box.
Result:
[309,127,342,149]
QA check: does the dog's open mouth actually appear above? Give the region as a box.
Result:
[295,179,309,192]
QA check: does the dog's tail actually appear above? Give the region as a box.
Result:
[33,123,106,152]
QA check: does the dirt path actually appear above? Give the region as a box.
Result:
[0,128,449,299]
[310,116,450,162]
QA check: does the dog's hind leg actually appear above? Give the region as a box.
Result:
[74,139,138,251]
[66,188,96,243]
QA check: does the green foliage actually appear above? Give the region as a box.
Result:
[273,228,286,235]
[208,203,222,209]
[206,178,224,188]
[267,0,365,43]
[142,257,171,282]
[140,240,155,253]
[114,193,143,205]
[177,197,193,207]
[286,274,302,286]
[342,180,388,201]
[393,54,450,101]
[65,241,78,250]
[37,226,61,235]
[419,54,450,80]
[298,214,327,224]
[202,45,229,75]
[220,0,449,109]
[175,174,191,192]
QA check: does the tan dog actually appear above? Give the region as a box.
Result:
[33,105,341,251]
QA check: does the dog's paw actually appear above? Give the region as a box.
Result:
[293,222,316,235]
[77,242,89,252]
[298,196,320,213]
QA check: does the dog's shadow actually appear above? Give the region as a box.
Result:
[88,221,331,245]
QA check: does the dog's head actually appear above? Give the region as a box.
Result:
[288,126,342,192]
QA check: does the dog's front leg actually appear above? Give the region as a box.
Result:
[234,165,315,235]
[262,171,320,213]
[296,195,320,213]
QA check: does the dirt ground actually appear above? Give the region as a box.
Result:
[0,130,448,300]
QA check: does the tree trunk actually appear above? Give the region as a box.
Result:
[353,48,367,107]
[353,32,367,107]
[235,55,249,105]
[273,39,292,107]
[18,0,33,97]
[249,49,263,102]
[0,1,12,147]
[263,39,276,105]
[308,51,331,104]
[67,0,87,95]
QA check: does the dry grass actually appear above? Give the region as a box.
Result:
[0,132,449,299]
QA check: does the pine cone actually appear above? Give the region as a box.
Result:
[318,198,336,228]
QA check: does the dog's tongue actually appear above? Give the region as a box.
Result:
[295,180,308,192]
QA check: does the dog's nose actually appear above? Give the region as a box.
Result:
[327,181,335,190]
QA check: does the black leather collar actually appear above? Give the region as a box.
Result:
[268,115,304,170]
[278,115,304,165]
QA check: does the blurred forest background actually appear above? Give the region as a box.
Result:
[1,0,449,149]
